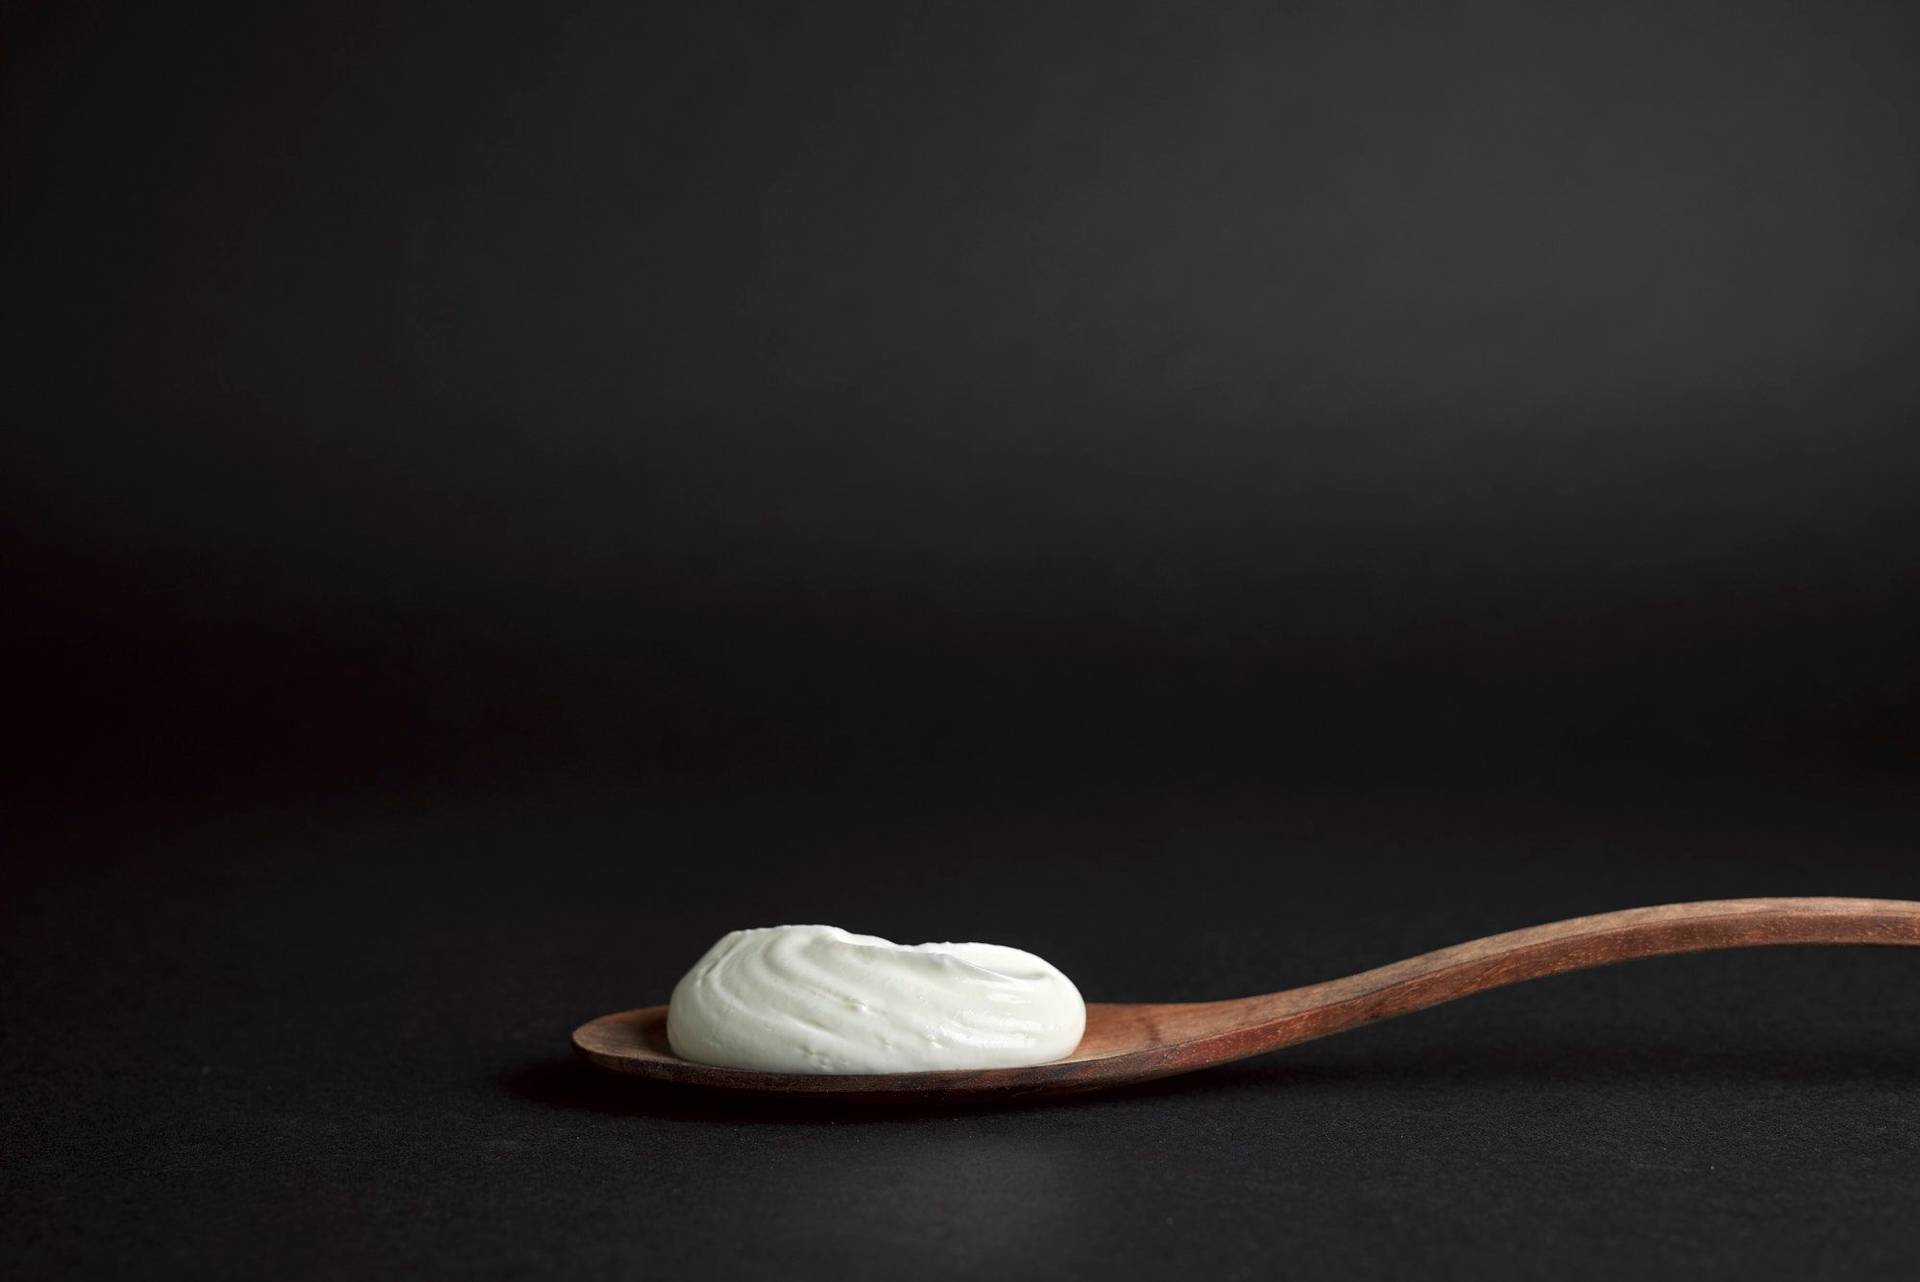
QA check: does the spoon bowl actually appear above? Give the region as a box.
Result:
[573,897,1920,1102]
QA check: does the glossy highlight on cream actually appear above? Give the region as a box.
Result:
[666,925,1086,1074]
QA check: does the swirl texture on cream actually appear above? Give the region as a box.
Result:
[666,925,1086,1074]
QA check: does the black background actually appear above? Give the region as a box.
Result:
[5,1,1919,1277]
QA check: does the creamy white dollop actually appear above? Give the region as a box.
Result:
[666,925,1086,1074]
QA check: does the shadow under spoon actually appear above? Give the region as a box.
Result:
[572,897,1920,1102]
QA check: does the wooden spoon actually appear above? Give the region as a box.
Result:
[573,897,1920,1102]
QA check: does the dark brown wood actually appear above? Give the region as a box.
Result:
[572,897,1920,1102]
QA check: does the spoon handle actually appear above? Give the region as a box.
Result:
[1205,897,1920,1053]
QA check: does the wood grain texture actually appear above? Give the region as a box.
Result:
[572,897,1920,1102]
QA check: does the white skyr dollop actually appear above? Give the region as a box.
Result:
[666,925,1086,1074]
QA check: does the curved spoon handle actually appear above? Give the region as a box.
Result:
[1197,897,1920,1056]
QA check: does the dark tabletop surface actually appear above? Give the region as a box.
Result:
[8,770,1920,1280]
